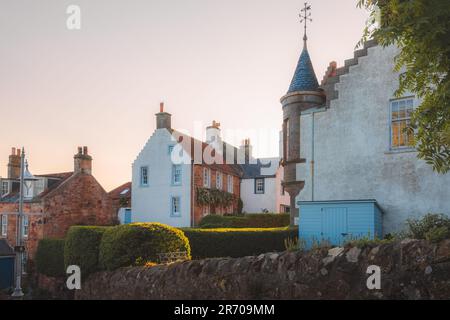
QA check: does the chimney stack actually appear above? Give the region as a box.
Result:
[7,147,21,179]
[239,139,253,163]
[156,102,172,130]
[206,120,222,144]
[74,146,92,175]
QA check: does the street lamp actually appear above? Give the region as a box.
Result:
[11,147,37,298]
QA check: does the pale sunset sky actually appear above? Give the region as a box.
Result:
[0,0,369,190]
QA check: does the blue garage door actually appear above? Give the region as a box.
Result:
[322,207,348,246]
[0,256,15,289]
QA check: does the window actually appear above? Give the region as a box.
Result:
[1,215,7,237]
[172,165,182,185]
[168,145,174,155]
[202,205,210,217]
[216,172,222,190]
[140,166,149,186]
[1,181,8,196]
[255,178,265,194]
[390,98,414,150]
[227,175,233,193]
[23,215,29,238]
[203,168,211,188]
[171,197,181,217]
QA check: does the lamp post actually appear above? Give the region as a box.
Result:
[11,148,36,298]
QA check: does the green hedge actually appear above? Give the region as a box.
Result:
[35,239,66,277]
[99,223,191,271]
[198,214,290,229]
[181,227,298,259]
[64,226,111,276]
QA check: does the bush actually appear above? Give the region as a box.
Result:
[407,213,450,242]
[99,223,191,271]
[181,227,298,259]
[64,226,111,276]
[198,214,290,229]
[35,239,66,277]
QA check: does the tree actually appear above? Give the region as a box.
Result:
[358,0,450,173]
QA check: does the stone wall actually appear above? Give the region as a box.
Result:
[76,239,450,300]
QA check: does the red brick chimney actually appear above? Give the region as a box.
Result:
[7,147,21,179]
[74,146,92,175]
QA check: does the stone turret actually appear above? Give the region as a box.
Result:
[280,24,326,225]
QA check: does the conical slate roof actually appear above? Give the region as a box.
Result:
[287,47,319,93]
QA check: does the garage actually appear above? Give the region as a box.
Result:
[298,200,383,248]
[0,239,15,290]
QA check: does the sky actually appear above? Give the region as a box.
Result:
[0,0,369,191]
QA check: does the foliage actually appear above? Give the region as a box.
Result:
[99,223,191,271]
[284,237,305,252]
[406,213,450,242]
[64,226,111,277]
[358,0,450,173]
[180,227,298,259]
[344,236,394,249]
[35,239,66,277]
[199,214,290,229]
[196,187,236,207]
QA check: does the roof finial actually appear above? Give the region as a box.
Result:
[299,2,312,49]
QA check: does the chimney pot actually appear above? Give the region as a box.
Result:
[160,102,164,113]
[78,147,82,154]
[17,148,21,156]
[83,146,88,155]
[11,147,16,156]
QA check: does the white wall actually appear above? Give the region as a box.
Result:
[132,129,192,228]
[297,45,450,234]
[241,177,277,213]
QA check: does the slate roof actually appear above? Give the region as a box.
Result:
[109,182,131,200]
[288,47,320,93]
[240,159,278,179]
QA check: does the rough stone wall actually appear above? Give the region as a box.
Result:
[76,239,450,300]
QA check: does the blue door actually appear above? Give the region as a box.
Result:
[322,207,348,246]
[0,256,15,289]
[124,209,132,224]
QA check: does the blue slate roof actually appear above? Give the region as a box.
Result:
[287,48,319,93]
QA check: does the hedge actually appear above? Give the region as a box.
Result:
[99,223,191,271]
[181,227,298,259]
[64,226,111,277]
[198,214,290,229]
[35,239,66,277]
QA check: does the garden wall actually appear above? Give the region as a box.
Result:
[76,239,450,300]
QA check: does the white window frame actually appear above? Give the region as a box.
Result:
[255,178,265,194]
[1,214,7,237]
[389,97,415,151]
[171,197,181,217]
[1,181,9,196]
[140,166,149,186]
[172,165,182,186]
[227,175,233,193]
[216,172,222,190]
[203,168,211,188]
[22,215,29,238]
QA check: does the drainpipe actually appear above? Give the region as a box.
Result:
[311,112,315,201]
[190,161,194,228]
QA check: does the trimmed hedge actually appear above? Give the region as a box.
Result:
[181,227,298,259]
[35,239,66,277]
[64,226,111,276]
[99,223,191,271]
[199,214,290,229]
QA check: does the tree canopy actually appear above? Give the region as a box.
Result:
[358,0,450,173]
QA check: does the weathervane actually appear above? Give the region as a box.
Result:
[299,2,312,48]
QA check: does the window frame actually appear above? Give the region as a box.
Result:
[216,172,222,190]
[170,196,181,217]
[1,181,9,196]
[255,178,265,194]
[227,175,233,193]
[1,214,7,237]
[203,168,211,188]
[389,97,415,151]
[140,166,149,187]
[172,164,182,186]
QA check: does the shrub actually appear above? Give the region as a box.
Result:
[99,223,191,271]
[35,239,66,277]
[64,226,111,276]
[181,227,298,259]
[198,214,290,229]
[406,213,450,241]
